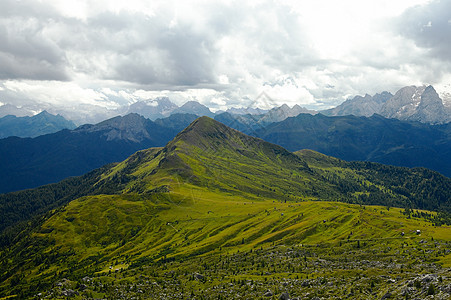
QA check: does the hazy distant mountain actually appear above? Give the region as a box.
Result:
[215,104,317,135]
[224,107,269,115]
[261,104,317,123]
[3,84,449,126]
[154,113,198,133]
[0,104,35,118]
[380,85,450,124]
[323,91,393,117]
[256,113,451,177]
[126,97,178,120]
[172,100,214,117]
[0,113,180,194]
[214,112,268,134]
[127,99,214,120]
[0,111,76,138]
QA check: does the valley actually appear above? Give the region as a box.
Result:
[0,117,449,299]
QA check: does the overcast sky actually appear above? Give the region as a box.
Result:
[1,0,451,115]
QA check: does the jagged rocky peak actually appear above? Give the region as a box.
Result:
[381,85,450,124]
[225,107,268,115]
[322,91,392,117]
[413,85,449,124]
[381,85,426,119]
[76,113,153,142]
[127,97,178,120]
[261,103,316,123]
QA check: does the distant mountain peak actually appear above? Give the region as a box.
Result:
[0,110,76,138]
[225,106,268,115]
[37,110,51,116]
[322,91,392,117]
[127,97,178,120]
[381,85,449,124]
[322,84,450,124]
[181,100,204,107]
[173,101,214,117]
[76,113,155,142]
[279,104,290,110]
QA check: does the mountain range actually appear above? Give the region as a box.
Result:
[0,111,76,138]
[0,114,178,194]
[322,91,393,117]
[323,85,451,124]
[0,116,449,298]
[1,85,450,126]
[1,110,450,195]
[254,113,451,177]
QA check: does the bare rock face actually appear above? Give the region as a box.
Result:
[77,113,153,142]
[413,86,450,124]
[381,85,450,124]
[381,85,426,119]
[324,91,392,117]
[323,85,450,124]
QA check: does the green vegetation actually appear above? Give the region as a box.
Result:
[296,149,451,213]
[1,193,449,299]
[0,117,449,298]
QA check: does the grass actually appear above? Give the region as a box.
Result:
[0,117,449,298]
[5,187,447,299]
[3,186,449,291]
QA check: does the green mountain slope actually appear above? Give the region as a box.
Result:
[93,116,450,209]
[0,117,450,298]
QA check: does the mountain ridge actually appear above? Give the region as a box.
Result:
[255,113,451,177]
[2,84,449,126]
[322,91,393,117]
[0,116,449,298]
[0,114,178,194]
[0,110,76,138]
[1,110,450,195]
[325,85,450,124]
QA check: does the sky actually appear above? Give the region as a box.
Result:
[1,0,451,120]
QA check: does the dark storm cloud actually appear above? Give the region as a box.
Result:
[0,0,317,89]
[397,0,451,62]
[6,0,441,112]
[51,9,220,87]
[0,0,69,80]
[107,14,217,86]
[57,1,315,89]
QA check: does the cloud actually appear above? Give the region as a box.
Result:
[1,0,450,116]
[396,0,451,63]
[0,1,69,80]
[1,80,112,107]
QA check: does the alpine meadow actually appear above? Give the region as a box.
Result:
[0,117,449,299]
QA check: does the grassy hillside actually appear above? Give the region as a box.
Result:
[1,190,449,298]
[0,117,449,298]
[94,117,450,210]
[296,149,451,213]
